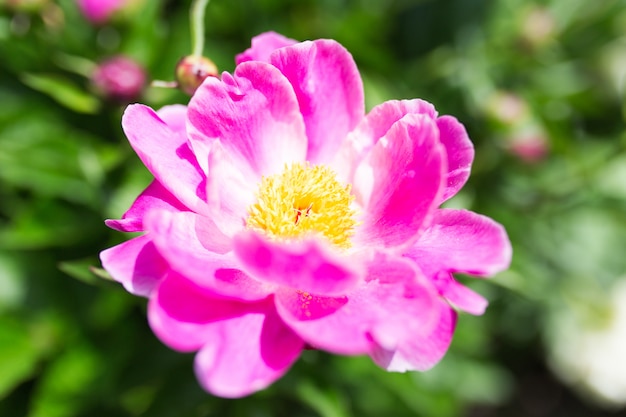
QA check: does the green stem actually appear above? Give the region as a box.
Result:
[190,0,210,57]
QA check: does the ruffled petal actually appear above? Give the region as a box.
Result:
[233,230,362,296]
[236,31,298,64]
[186,61,307,178]
[145,210,271,301]
[147,273,257,352]
[406,208,512,277]
[121,104,207,213]
[437,116,474,202]
[194,303,303,398]
[371,302,456,372]
[354,113,446,248]
[275,252,440,355]
[99,234,167,297]
[105,180,187,232]
[270,39,365,163]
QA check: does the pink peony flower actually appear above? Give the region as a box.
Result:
[100,31,511,398]
[91,55,146,102]
[77,0,125,24]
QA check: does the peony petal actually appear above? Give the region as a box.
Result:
[441,274,488,315]
[186,61,307,178]
[156,104,188,136]
[270,39,365,163]
[354,113,446,248]
[275,252,440,355]
[194,303,304,398]
[148,273,257,352]
[371,302,456,372]
[406,208,512,277]
[437,116,474,202]
[105,180,188,233]
[233,230,362,296]
[121,104,207,213]
[236,31,298,65]
[99,234,167,297]
[205,141,256,238]
[145,210,271,301]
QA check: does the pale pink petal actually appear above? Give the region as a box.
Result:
[270,39,365,163]
[437,116,474,202]
[354,113,446,248]
[275,253,440,355]
[236,31,298,65]
[186,62,307,178]
[147,273,256,352]
[194,303,304,398]
[99,234,167,297]
[406,208,512,277]
[145,210,271,301]
[156,104,188,136]
[233,230,361,296]
[205,141,256,238]
[121,104,207,213]
[105,180,187,233]
[371,302,456,372]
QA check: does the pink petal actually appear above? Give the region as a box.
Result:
[186,61,307,178]
[406,208,512,277]
[441,274,488,315]
[233,230,362,296]
[236,31,298,65]
[371,302,456,372]
[121,104,207,213]
[437,116,474,202]
[354,113,446,248]
[275,252,440,355]
[145,210,271,301]
[205,141,256,238]
[99,234,167,297]
[194,303,304,398]
[270,39,365,163]
[147,273,257,352]
[105,180,187,233]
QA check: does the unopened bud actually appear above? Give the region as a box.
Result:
[175,55,218,96]
[91,55,146,102]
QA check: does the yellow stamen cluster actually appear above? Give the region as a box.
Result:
[247,163,357,248]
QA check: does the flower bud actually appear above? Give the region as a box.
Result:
[175,55,218,96]
[91,56,146,102]
[77,0,125,24]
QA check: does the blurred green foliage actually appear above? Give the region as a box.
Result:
[1,0,625,416]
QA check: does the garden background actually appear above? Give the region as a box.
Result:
[1,0,625,416]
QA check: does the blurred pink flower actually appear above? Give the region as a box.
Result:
[100,32,511,397]
[91,55,146,102]
[77,0,125,24]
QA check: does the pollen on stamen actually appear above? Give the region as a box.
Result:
[246,162,357,248]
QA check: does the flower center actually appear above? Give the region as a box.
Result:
[247,163,357,248]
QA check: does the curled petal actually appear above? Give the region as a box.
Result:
[406,208,512,277]
[105,180,187,233]
[194,303,304,398]
[148,273,258,352]
[236,31,298,64]
[233,230,362,296]
[99,235,167,297]
[122,104,207,213]
[371,302,456,372]
[354,113,446,248]
[145,210,271,301]
[187,61,307,178]
[270,39,365,163]
[437,116,474,201]
[440,273,488,315]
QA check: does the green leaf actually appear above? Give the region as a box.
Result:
[20,73,100,114]
[0,317,41,399]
